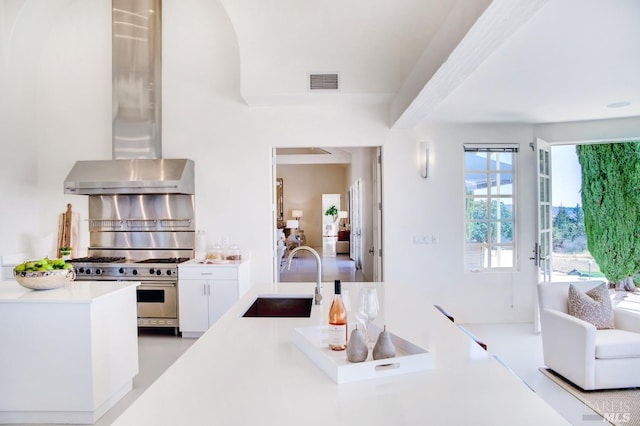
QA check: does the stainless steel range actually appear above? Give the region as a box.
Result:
[69,256,190,330]
[63,164,196,332]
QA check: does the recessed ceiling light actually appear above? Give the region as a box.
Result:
[606,101,632,108]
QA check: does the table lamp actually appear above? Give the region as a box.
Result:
[338,211,348,229]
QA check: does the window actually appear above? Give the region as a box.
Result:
[464,144,518,271]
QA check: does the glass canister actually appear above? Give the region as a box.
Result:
[207,244,224,260]
[226,244,241,261]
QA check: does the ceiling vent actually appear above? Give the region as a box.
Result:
[309,73,339,91]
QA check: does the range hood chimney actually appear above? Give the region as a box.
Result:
[65,0,195,195]
[112,0,162,159]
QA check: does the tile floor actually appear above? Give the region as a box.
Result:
[464,323,602,425]
[94,329,196,426]
[5,329,195,426]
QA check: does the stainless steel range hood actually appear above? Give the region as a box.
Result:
[64,1,196,196]
[64,159,194,195]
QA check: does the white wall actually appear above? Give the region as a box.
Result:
[161,0,391,281]
[0,0,110,258]
[0,0,390,283]
[0,1,40,256]
[4,0,639,323]
[382,122,539,323]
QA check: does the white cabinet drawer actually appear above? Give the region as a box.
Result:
[178,266,238,280]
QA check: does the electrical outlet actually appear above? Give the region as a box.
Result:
[413,235,429,244]
[431,235,438,244]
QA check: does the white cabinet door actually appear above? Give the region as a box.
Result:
[208,280,238,325]
[179,279,209,334]
[179,261,251,337]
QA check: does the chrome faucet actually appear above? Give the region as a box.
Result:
[286,246,323,305]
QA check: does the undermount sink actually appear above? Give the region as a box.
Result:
[242,295,313,318]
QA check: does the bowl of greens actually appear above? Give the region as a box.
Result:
[13,257,76,290]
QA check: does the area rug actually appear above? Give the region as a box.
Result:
[539,368,640,425]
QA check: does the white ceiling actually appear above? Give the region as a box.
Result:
[275,148,351,165]
[220,0,640,125]
[409,0,640,124]
[219,0,465,106]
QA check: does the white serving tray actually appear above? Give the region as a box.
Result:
[291,324,433,384]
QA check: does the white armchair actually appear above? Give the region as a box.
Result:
[538,281,640,390]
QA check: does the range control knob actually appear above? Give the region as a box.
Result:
[149,268,155,275]
[95,268,102,275]
[78,267,85,274]
[119,268,125,274]
[85,269,92,275]
[132,269,138,276]
[156,270,162,276]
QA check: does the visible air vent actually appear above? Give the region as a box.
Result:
[309,73,339,91]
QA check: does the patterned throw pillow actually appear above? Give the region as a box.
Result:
[567,283,615,329]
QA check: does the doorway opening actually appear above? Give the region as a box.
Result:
[550,144,601,279]
[321,193,341,257]
[546,141,640,282]
[272,147,381,283]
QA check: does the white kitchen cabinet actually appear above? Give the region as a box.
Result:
[0,281,138,424]
[178,260,250,338]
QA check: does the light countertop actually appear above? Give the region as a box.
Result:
[113,281,569,425]
[180,259,249,267]
[0,280,139,303]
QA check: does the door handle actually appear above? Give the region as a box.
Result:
[530,243,540,265]
[368,248,374,254]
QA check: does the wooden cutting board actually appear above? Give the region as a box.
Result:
[57,204,78,258]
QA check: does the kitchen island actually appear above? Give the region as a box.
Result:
[0,281,139,424]
[113,281,569,425]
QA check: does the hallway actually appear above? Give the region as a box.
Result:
[280,246,368,283]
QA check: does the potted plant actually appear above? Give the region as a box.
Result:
[324,205,338,221]
[60,247,72,260]
[324,205,339,237]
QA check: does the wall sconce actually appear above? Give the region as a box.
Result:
[419,142,430,179]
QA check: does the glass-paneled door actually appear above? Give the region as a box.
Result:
[534,137,552,332]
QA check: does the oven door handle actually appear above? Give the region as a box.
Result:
[137,282,176,289]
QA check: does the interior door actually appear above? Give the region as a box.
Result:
[349,185,355,260]
[350,179,363,270]
[372,147,383,281]
[534,137,552,332]
[272,148,280,282]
